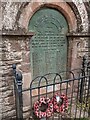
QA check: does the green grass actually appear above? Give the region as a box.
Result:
[76,98,90,112]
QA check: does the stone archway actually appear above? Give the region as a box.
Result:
[18,2,78,74]
[18,2,77,32]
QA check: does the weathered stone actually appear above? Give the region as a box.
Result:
[22,51,30,63]
[3,96,15,106]
[10,40,21,52]
[2,2,21,30]
[1,1,90,120]
[2,90,13,98]
[3,60,22,66]
[18,63,31,73]
[2,110,16,119]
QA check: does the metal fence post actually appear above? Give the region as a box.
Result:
[88,75,90,117]
[12,64,23,120]
[12,64,16,75]
[87,63,90,117]
[79,56,86,103]
[82,56,86,70]
[12,64,18,118]
[16,71,23,120]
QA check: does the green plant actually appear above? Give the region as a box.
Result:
[76,97,90,112]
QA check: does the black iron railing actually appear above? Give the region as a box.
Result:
[12,64,23,120]
[12,56,90,120]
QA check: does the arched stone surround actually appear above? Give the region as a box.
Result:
[16,1,89,79]
[18,1,77,32]
[17,1,78,72]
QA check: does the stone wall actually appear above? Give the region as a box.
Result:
[1,0,90,119]
[2,35,33,119]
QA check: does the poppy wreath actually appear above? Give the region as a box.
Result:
[34,97,53,118]
[52,93,68,113]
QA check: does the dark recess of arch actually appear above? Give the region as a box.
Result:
[83,2,90,53]
[15,2,29,30]
[84,2,90,32]
[67,2,83,32]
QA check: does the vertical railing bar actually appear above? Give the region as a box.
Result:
[59,77,62,120]
[68,70,75,119]
[82,56,86,72]
[38,78,41,120]
[65,81,68,118]
[15,83,20,119]
[79,97,82,118]
[53,74,57,120]
[79,78,84,118]
[86,60,90,118]
[53,73,62,120]
[88,75,90,117]
[17,71,23,120]
[69,79,74,118]
[54,73,62,120]
[58,75,62,120]
[79,58,89,118]
[83,77,87,118]
[12,64,18,118]
[46,77,48,120]
[59,83,62,120]
[12,64,23,120]
[79,56,86,103]
[66,81,68,98]
[79,69,85,103]
[87,61,90,117]
[38,76,48,120]
[30,84,33,120]
[75,79,80,118]
[14,78,18,118]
